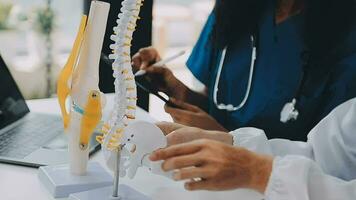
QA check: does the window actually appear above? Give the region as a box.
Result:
[150,0,214,120]
[0,0,82,99]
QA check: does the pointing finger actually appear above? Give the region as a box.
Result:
[149,142,202,161]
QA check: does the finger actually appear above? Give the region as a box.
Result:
[132,47,157,70]
[171,115,182,124]
[138,47,160,69]
[162,154,203,171]
[166,128,198,146]
[173,167,209,181]
[169,98,200,112]
[149,142,202,161]
[184,179,216,191]
[131,52,142,71]
[155,122,185,136]
[144,66,168,75]
[138,47,157,57]
[166,132,183,146]
[166,110,192,124]
[164,104,194,118]
[168,112,198,125]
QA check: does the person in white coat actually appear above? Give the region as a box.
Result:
[150,98,356,199]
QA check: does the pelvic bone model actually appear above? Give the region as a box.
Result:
[96,0,170,179]
[57,1,110,175]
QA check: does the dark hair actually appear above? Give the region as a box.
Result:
[212,0,356,62]
[212,0,269,49]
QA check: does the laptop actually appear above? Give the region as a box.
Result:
[0,55,100,167]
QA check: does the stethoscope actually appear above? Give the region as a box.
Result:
[213,35,301,123]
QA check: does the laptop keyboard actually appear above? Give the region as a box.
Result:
[0,113,63,159]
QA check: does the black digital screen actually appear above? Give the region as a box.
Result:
[0,56,29,129]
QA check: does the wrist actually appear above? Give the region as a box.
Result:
[167,78,190,101]
[207,131,233,145]
[250,154,273,194]
[179,83,192,102]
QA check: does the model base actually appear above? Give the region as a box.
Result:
[69,184,151,200]
[38,162,113,198]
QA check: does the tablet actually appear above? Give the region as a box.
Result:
[101,53,178,108]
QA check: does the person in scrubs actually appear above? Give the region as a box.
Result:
[132,0,356,141]
[150,97,356,199]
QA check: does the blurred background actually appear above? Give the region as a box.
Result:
[0,0,213,119]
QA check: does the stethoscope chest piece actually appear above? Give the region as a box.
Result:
[280,98,299,123]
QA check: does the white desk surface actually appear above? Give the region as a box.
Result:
[0,95,261,200]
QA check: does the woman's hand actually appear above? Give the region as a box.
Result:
[131,47,161,71]
[131,47,189,100]
[150,139,273,194]
[156,122,232,146]
[165,99,227,131]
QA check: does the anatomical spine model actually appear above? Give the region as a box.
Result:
[95,0,170,180]
[57,1,110,175]
[96,0,143,174]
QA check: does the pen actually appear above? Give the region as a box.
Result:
[134,50,186,76]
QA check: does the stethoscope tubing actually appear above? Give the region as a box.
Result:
[213,35,257,112]
[212,34,301,123]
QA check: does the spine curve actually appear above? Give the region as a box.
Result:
[97,0,143,151]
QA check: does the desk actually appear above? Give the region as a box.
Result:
[0,95,262,200]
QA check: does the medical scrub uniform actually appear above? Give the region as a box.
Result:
[187,5,356,141]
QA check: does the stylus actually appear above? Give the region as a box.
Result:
[134,50,186,77]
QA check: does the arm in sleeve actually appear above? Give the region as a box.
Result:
[232,98,356,178]
[231,127,314,158]
[265,155,356,200]
[231,98,356,199]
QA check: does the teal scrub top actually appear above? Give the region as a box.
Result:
[186,6,356,141]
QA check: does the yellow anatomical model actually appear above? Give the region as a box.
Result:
[57,16,87,129]
[56,1,110,175]
[79,90,102,150]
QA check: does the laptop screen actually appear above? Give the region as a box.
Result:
[0,56,29,129]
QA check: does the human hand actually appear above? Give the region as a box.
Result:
[156,122,232,146]
[165,99,227,131]
[132,47,188,100]
[131,46,161,71]
[150,139,273,194]
[155,121,186,136]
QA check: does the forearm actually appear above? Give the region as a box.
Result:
[184,87,209,111]
[165,79,208,111]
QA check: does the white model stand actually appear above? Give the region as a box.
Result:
[38,162,112,198]
[38,1,113,198]
[69,121,169,200]
[69,185,151,200]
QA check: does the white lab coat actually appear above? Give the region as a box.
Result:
[232,98,356,200]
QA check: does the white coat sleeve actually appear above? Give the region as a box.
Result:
[230,98,356,200]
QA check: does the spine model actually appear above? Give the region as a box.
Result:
[96,0,143,169]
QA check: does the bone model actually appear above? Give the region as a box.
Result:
[96,0,141,152]
[96,0,142,173]
[96,0,170,179]
[57,1,110,175]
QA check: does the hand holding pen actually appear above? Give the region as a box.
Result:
[131,48,188,100]
[134,50,185,76]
